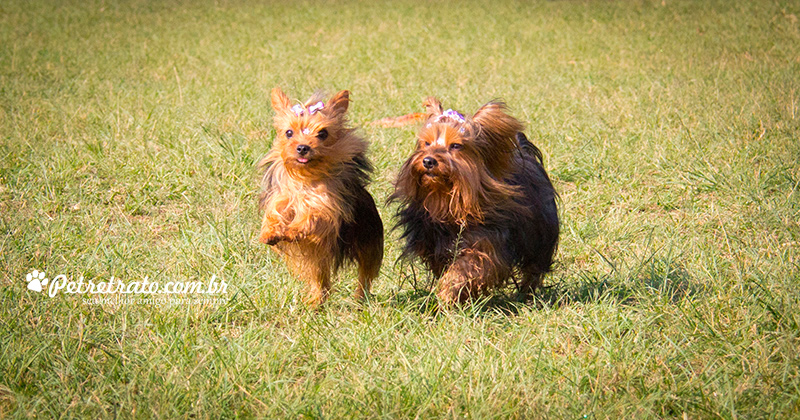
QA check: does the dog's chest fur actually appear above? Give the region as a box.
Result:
[273,176,354,226]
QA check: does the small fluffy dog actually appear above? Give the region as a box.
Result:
[258,87,383,305]
[389,97,559,304]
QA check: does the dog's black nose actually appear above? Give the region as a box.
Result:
[422,156,437,169]
[296,144,311,156]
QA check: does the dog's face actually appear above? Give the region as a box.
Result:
[408,113,476,194]
[270,87,355,180]
[393,97,524,224]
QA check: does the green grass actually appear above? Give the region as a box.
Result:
[2,0,799,417]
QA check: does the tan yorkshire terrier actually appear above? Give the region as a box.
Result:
[258,88,383,306]
[389,97,560,305]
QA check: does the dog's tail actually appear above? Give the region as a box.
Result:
[369,112,427,128]
[515,132,544,165]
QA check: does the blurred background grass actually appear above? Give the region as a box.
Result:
[1,0,799,417]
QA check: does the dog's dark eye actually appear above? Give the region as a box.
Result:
[449,143,462,151]
[424,141,431,147]
[286,129,294,138]
[317,129,328,140]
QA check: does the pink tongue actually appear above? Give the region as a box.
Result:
[298,158,308,163]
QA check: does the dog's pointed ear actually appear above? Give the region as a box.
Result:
[422,97,443,119]
[472,101,523,141]
[326,90,350,116]
[271,87,291,112]
[472,101,524,177]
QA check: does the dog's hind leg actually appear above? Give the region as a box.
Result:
[306,261,332,306]
[351,192,384,300]
[354,253,380,300]
[516,268,544,300]
[297,242,333,307]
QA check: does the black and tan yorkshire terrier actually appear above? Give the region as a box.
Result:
[258,87,383,306]
[389,97,559,305]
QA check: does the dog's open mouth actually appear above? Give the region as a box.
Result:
[296,157,309,164]
[420,172,444,187]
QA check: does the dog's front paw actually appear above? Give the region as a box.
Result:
[259,228,285,245]
[259,235,282,246]
[437,266,478,305]
[281,230,307,243]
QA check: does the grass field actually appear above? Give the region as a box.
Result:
[2,0,799,417]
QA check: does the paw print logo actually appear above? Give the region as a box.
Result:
[26,270,49,292]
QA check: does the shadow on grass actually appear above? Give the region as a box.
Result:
[387,256,706,317]
[538,256,705,308]
[385,289,534,317]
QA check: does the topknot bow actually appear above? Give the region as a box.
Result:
[291,101,325,116]
[435,109,466,124]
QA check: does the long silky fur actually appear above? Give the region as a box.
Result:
[258,88,383,305]
[390,97,559,304]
